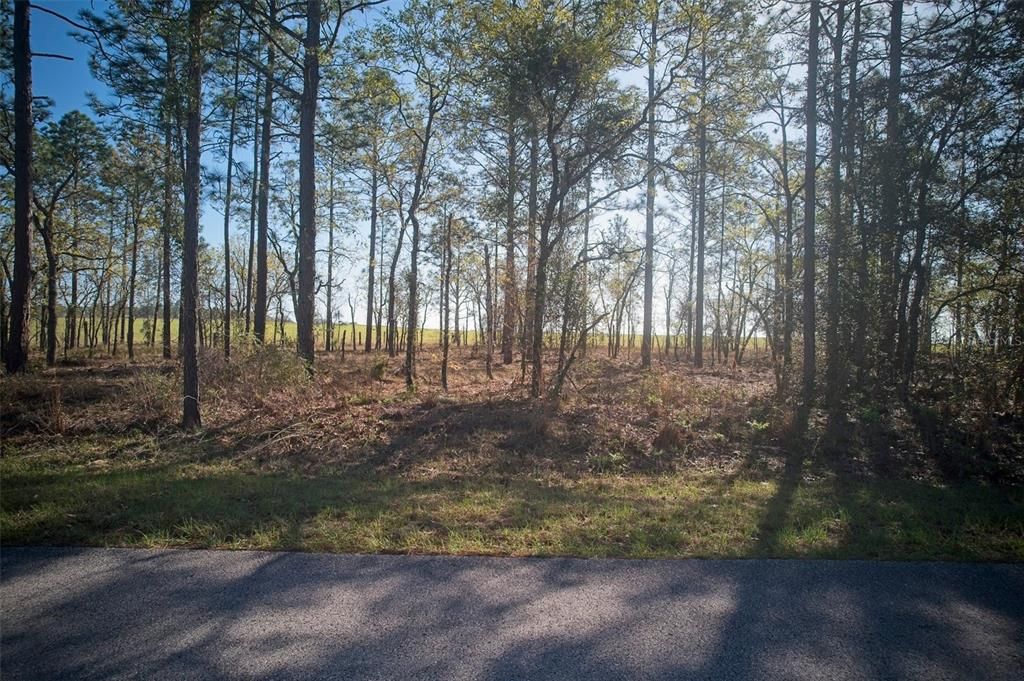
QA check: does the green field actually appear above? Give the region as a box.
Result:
[33,315,766,358]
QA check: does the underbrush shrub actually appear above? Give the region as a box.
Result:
[121,370,178,427]
[205,345,311,411]
[652,422,692,453]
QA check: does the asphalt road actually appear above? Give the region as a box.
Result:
[1,547,1022,680]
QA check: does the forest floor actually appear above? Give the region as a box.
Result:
[2,345,1023,560]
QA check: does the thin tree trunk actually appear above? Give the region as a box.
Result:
[695,46,707,369]
[42,223,58,366]
[501,109,517,364]
[181,0,204,429]
[127,207,140,359]
[365,150,378,352]
[386,222,406,356]
[802,0,821,408]
[484,243,493,379]
[221,14,242,359]
[825,0,847,411]
[641,4,658,369]
[326,139,335,352]
[441,214,452,392]
[245,70,260,336]
[523,118,539,367]
[162,123,174,360]
[254,2,275,345]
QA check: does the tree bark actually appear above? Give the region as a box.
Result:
[365,147,378,352]
[245,70,261,336]
[127,207,140,359]
[484,243,494,379]
[694,46,708,369]
[221,13,242,359]
[254,2,275,345]
[802,0,821,407]
[441,214,452,392]
[878,0,903,387]
[296,0,321,369]
[501,110,517,364]
[5,0,32,374]
[181,0,204,429]
[641,5,658,369]
[326,139,335,352]
[825,0,846,410]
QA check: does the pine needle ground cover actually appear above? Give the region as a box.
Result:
[3,348,1022,561]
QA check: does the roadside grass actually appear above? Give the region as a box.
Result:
[2,349,1022,561]
[2,437,1021,560]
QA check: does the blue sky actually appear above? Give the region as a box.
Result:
[31,2,102,118]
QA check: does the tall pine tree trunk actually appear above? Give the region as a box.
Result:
[326,140,335,352]
[296,0,321,368]
[694,46,708,369]
[802,0,821,408]
[221,13,241,359]
[825,0,846,411]
[365,145,378,353]
[878,0,903,388]
[254,2,275,344]
[127,208,140,359]
[245,71,260,336]
[5,0,32,374]
[501,110,517,364]
[181,0,205,429]
[641,5,658,369]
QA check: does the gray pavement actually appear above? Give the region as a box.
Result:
[1,547,1022,680]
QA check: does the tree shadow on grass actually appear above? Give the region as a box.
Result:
[366,398,597,477]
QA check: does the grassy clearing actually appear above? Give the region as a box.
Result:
[2,348,1022,561]
[3,447,1020,560]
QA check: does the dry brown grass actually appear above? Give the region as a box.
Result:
[3,343,1021,486]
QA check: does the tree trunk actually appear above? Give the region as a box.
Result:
[162,35,178,361]
[365,152,378,352]
[162,124,174,360]
[523,118,539,367]
[694,48,707,369]
[501,110,517,364]
[802,0,820,407]
[686,170,696,359]
[5,0,32,374]
[295,0,320,369]
[253,3,275,345]
[386,222,406,357]
[221,14,241,359]
[245,70,260,336]
[484,243,493,379]
[326,140,335,352]
[641,5,658,369]
[127,208,140,359]
[42,222,57,367]
[878,0,903,388]
[825,0,847,412]
[181,0,204,429]
[441,215,452,392]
